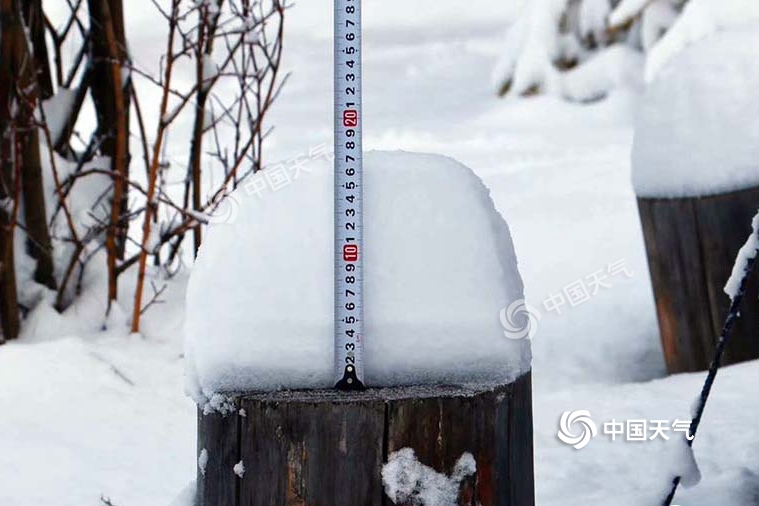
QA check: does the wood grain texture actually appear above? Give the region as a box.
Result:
[693,188,759,365]
[196,373,534,506]
[197,401,240,506]
[638,187,759,373]
[239,393,385,506]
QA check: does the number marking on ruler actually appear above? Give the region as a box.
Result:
[334,0,365,390]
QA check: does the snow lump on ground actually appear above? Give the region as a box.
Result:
[632,26,759,198]
[185,151,531,399]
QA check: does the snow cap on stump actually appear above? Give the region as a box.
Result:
[185,150,530,400]
[632,27,759,198]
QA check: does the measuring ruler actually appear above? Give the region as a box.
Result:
[334,0,365,390]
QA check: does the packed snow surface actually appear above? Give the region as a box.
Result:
[185,151,531,397]
[632,27,759,198]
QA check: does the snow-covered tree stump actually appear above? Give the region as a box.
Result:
[632,29,759,373]
[638,188,759,373]
[196,373,533,506]
[188,151,534,504]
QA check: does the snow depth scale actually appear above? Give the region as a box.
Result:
[334,0,365,389]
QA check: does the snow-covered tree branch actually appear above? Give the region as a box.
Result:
[493,0,759,102]
[0,0,288,339]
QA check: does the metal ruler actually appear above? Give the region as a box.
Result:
[334,0,365,389]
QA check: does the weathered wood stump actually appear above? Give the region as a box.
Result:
[196,372,534,506]
[638,187,759,373]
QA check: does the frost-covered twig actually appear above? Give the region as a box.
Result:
[131,0,181,333]
[162,0,287,262]
[139,281,167,315]
[100,495,119,506]
[0,0,289,337]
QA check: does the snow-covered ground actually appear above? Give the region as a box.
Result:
[1,1,758,505]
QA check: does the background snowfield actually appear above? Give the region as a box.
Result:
[1,1,758,505]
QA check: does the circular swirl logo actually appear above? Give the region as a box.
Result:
[557,410,597,450]
[499,298,541,340]
[206,191,240,225]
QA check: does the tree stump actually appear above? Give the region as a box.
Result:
[638,187,759,373]
[196,372,534,506]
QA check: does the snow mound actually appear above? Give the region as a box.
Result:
[185,151,530,398]
[632,27,759,198]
